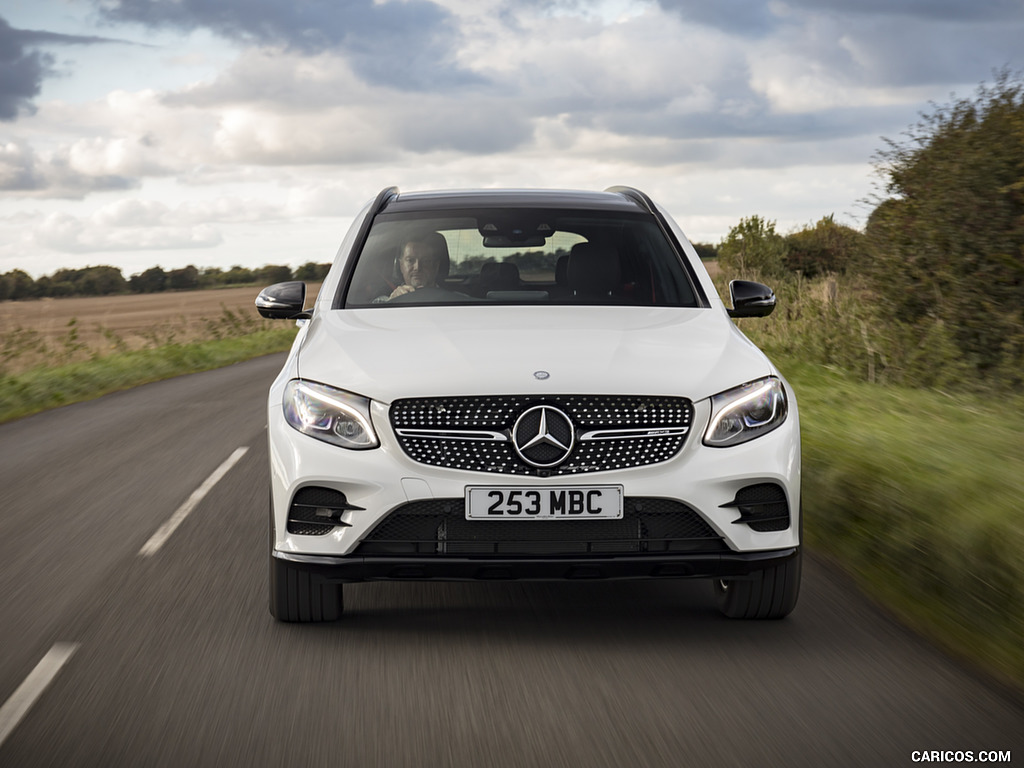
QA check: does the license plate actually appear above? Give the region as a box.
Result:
[466,486,623,519]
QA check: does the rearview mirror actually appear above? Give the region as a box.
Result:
[256,281,312,319]
[728,280,776,318]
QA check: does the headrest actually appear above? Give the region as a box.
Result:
[567,242,621,296]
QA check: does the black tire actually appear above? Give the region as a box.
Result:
[268,492,343,622]
[269,554,344,622]
[714,549,801,619]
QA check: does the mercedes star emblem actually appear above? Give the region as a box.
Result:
[512,405,575,468]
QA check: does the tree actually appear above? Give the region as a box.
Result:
[785,215,866,277]
[167,265,200,291]
[294,262,331,281]
[223,265,255,285]
[78,266,127,295]
[691,242,719,261]
[716,216,787,277]
[130,266,167,293]
[2,270,37,300]
[867,70,1024,380]
[257,265,293,284]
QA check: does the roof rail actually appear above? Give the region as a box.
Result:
[604,185,655,214]
[373,186,400,214]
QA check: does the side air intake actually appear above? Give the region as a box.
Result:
[721,483,790,532]
[287,487,363,536]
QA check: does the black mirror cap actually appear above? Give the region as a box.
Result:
[256,281,311,319]
[728,280,776,318]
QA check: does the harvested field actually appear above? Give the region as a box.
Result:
[0,285,320,374]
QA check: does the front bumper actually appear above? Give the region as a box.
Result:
[273,547,800,583]
[268,364,802,562]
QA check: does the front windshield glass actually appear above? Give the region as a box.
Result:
[342,208,698,308]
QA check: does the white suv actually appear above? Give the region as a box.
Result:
[257,187,801,622]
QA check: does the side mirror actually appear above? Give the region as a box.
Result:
[728,280,776,318]
[255,282,312,319]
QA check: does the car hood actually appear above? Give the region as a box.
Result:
[296,306,774,404]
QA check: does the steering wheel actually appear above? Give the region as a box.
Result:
[388,287,476,303]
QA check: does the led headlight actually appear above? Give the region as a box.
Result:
[283,379,379,449]
[704,377,788,447]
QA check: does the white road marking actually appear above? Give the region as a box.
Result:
[0,643,80,748]
[139,446,249,557]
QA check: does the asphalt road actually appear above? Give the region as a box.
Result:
[1,354,1021,767]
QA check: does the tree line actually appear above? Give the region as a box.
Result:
[0,262,331,301]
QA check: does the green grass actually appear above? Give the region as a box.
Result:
[0,327,298,424]
[778,358,1024,689]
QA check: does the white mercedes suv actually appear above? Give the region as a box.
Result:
[257,187,801,622]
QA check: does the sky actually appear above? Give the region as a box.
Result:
[1,0,1022,279]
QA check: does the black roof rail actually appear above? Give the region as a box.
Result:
[373,186,400,213]
[604,185,655,214]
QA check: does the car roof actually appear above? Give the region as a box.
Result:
[382,188,648,214]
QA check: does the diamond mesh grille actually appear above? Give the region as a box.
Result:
[391,395,693,475]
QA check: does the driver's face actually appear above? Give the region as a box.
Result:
[400,242,440,288]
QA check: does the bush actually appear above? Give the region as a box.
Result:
[866,70,1024,387]
[784,215,866,277]
[716,215,788,278]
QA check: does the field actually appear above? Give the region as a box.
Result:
[0,285,318,374]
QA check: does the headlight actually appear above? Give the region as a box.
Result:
[704,377,788,447]
[283,379,379,449]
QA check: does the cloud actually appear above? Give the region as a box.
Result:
[650,0,783,36]
[27,196,292,252]
[0,18,56,120]
[0,140,139,197]
[652,0,1024,37]
[0,15,136,121]
[34,210,222,253]
[785,0,1024,23]
[95,0,478,90]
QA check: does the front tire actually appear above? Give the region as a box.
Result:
[714,549,801,619]
[269,555,344,622]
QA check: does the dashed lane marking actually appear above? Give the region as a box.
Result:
[0,643,80,748]
[138,446,249,557]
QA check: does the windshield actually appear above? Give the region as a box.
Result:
[342,208,698,308]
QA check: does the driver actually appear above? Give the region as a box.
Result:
[374,234,445,302]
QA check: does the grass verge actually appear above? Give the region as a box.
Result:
[0,326,298,424]
[778,358,1024,690]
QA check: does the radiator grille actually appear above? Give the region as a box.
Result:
[390,395,693,476]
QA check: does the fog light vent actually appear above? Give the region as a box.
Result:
[722,483,790,532]
[287,487,364,536]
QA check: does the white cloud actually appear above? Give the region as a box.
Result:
[33,208,223,252]
[27,194,294,253]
